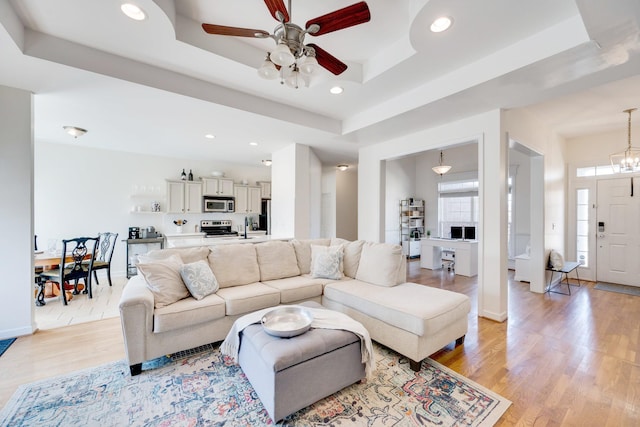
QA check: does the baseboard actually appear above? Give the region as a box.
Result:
[0,324,36,340]
[480,310,507,322]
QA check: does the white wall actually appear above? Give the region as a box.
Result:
[0,86,34,339]
[510,148,532,257]
[384,157,416,244]
[565,126,639,165]
[34,141,271,276]
[336,168,358,241]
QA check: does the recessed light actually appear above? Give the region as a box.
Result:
[330,86,344,95]
[205,134,215,139]
[430,16,453,33]
[63,126,88,138]
[262,160,272,166]
[121,3,146,21]
[249,142,258,146]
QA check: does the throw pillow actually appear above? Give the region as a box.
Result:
[208,244,260,288]
[179,260,219,300]
[136,254,189,308]
[549,250,564,270]
[310,244,343,280]
[336,239,365,278]
[355,242,403,287]
[291,238,331,274]
[255,241,300,281]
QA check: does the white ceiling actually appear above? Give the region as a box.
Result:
[0,0,639,167]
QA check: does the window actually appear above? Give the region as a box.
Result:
[576,188,589,267]
[438,179,478,238]
[576,164,620,177]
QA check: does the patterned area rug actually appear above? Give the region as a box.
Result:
[0,342,510,426]
[0,338,15,358]
[594,282,640,296]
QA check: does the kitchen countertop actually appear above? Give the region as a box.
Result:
[164,234,292,248]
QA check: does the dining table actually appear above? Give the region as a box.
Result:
[33,251,92,306]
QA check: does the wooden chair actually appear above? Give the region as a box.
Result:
[39,236,99,305]
[85,232,118,286]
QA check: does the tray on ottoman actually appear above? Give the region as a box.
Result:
[238,302,366,422]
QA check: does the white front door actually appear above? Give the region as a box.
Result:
[596,177,640,286]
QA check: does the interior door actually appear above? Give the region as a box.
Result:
[596,177,640,286]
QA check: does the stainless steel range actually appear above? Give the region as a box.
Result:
[201,220,239,238]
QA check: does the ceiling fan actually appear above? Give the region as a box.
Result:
[202,0,371,87]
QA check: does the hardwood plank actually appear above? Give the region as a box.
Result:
[1,260,639,426]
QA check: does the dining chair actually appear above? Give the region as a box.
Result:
[85,232,118,287]
[39,236,99,305]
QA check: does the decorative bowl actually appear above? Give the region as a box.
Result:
[261,306,314,338]
[211,171,225,177]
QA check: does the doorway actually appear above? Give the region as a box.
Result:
[596,177,640,286]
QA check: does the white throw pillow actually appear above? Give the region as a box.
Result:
[549,250,564,270]
[310,245,343,280]
[179,260,219,300]
[136,254,189,308]
[255,241,300,281]
[334,240,365,278]
[355,242,403,287]
[291,238,331,274]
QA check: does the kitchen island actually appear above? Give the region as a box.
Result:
[164,232,291,248]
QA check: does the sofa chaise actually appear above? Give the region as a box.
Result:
[119,238,471,375]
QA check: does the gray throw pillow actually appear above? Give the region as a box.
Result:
[310,245,343,280]
[179,260,219,300]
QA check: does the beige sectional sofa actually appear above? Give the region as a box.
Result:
[119,238,471,375]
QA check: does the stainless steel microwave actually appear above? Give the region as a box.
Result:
[203,197,235,213]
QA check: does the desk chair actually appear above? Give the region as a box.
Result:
[85,232,118,287]
[39,236,99,305]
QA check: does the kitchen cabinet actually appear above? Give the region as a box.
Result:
[234,185,261,214]
[166,180,202,214]
[202,177,234,197]
[257,181,271,199]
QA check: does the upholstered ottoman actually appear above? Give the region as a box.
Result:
[238,303,366,422]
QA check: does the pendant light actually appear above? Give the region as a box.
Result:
[610,108,639,173]
[432,150,452,176]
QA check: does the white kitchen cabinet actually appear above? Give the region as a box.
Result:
[166,180,202,214]
[203,178,234,197]
[257,181,271,199]
[234,185,261,214]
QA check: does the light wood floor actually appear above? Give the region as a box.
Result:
[2,262,639,426]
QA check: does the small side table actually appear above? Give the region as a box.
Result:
[123,237,164,278]
[546,261,581,295]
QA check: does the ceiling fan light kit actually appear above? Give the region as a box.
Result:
[203,0,371,89]
[610,108,640,173]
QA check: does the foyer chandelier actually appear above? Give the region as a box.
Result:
[610,108,639,173]
[432,150,452,176]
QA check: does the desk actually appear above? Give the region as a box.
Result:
[546,261,581,295]
[420,238,479,277]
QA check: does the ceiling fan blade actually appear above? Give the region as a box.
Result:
[264,0,290,22]
[202,23,270,38]
[306,2,370,36]
[306,44,347,75]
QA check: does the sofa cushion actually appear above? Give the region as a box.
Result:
[355,242,403,287]
[310,244,343,280]
[331,239,365,278]
[179,260,219,300]
[291,239,331,274]
[255,241,301,281]
[208,244,260,288]
[262,276,324,303]
[153,292,226,333]
[323,281,471,336]
[216,283,281,316]
[141,247,210,264]
[136,254,189,308]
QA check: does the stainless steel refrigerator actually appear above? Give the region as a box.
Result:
[259,199,271,234]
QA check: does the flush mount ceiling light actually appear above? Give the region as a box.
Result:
[121,3,146,21]
[430,16,453,33]
[330,86,344,95]
[63,126,88,138]
[610,108,640,173]
[432,150,452,176]
[249,142,258,146]
[262,160,273,166]
[201,0,371,89]
[204,134,215,139]
[337,164,349,171]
